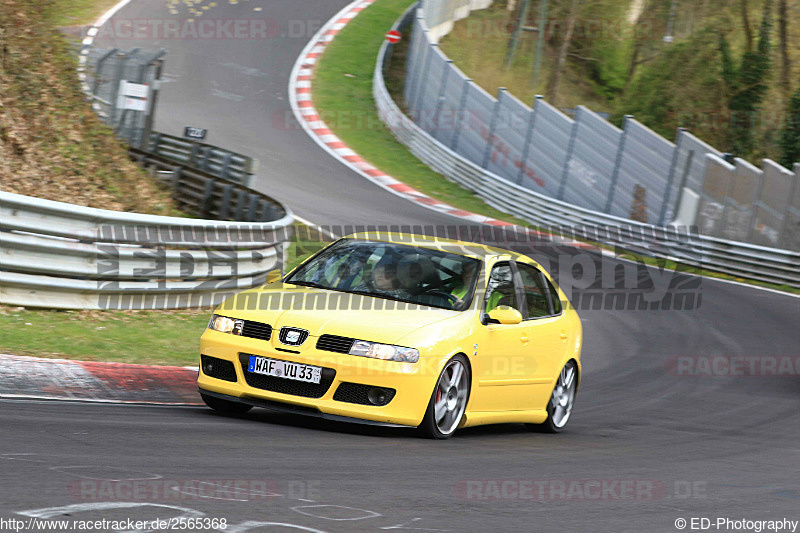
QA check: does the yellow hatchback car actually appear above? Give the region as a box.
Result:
[198,233,582,438]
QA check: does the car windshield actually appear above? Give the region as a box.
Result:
[286,239,481,311]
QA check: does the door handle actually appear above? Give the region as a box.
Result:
[520,336,529,343]
[560,332,568,341]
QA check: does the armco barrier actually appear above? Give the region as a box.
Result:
[0,182,294,309]
[403,0,800,249]
[374,8,800,288]
[146,132,258,186]
[129,148,280,221]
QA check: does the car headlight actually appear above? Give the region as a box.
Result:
[208,314,244,335]
[349,340,419,363]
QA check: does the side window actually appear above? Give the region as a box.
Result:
[544,275,563,315]
[516,263,551,319]
[484,263,520,314]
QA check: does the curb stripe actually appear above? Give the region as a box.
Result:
[287,0,593,250]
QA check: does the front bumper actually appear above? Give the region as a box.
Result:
[198,389,412,428]
[197,329,436,427]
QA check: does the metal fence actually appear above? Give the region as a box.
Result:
[130,148,284,222]
[402,0,800,252]
[0,48,294,310]
[145,132,258,186]
[87,47,166,148]
[375,6,800,288]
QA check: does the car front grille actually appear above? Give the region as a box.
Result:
[201,355,238,382]
[238,353,335,399]
[316,334,355,354]
[333,382,396,406]
[241,320,272,341]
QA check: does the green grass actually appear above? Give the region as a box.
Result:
[0,307,211,366]
[312,0,531,225]
[0,223,328,367]
[49,0,123,26]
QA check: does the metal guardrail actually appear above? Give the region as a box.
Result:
[404,0,800,251]
[374,7,800,288]
[146,132,258,186]
[0,178,294,309]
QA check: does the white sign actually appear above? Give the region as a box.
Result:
[121,81,150,98]
[122,97,147,111]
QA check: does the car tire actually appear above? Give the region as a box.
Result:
[419,355,471,439]
[529,360,578,433]
[201,393,253,415]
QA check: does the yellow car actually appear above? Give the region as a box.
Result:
[198,233,582,438]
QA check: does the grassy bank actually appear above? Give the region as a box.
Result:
[312,0,531,225]
[0,307,210,366]
[0,0,179,215]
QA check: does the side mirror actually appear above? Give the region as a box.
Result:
[265,269,283,284]
[486,306,523,325]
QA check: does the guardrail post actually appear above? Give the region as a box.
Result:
[557,107,581,200]
[604,115,633,213]
[257,200,270,221]
[450,78,472,152]
[218,184,234,220]
[220,153,233,181]
[481,88,506,169]
[189,142,200,168]
[517,95,542,185]
[234,189,248,221]
[201,178,216,218]
[244,158,258,188]
[657,127,686,226]
[778,164,800,249]
[171,166,182,197]
[247,194,260,222]
[201,146,213,172]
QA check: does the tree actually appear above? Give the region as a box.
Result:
[779,89,800,168]
[778,0,790,94]
[740,0,753,53]
[721,0,772,156]
[545,0,580,106]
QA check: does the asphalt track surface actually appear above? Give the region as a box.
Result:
[2,0,799,531]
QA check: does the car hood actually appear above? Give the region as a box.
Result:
[216,283,461,345]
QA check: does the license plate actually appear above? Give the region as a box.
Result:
[247,355,321,384]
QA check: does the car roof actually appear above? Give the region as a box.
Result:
[342,232,530,262]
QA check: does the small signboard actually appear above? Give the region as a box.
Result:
[183,126,207,141]
[122,82,149,98]
[122,97,147,112]
[118,81,150,111]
